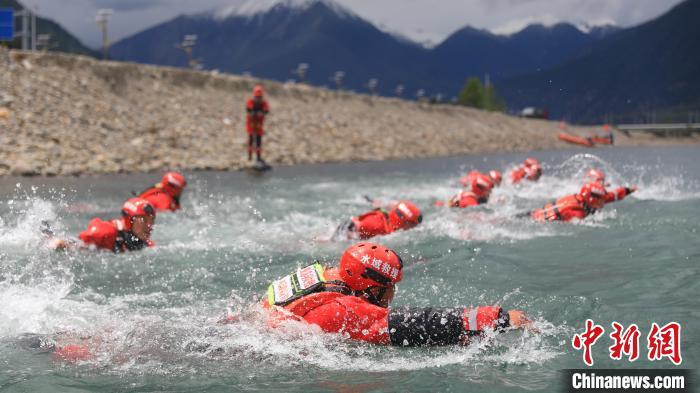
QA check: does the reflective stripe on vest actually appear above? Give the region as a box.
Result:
[468,308,479,331]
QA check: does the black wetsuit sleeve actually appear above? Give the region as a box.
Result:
[388,307,465,346]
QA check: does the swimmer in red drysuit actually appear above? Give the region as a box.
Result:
[48,198,156,253]
[510,157,542,184]
[137,172,186,212]
[335,200,422,240]
[250,242,532,346]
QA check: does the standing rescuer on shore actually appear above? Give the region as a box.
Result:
[246,85,270,164]
[245,242,532,346]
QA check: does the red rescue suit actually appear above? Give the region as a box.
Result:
[138,187,180,212]
[350,210,393,239]
[530,194,593,222]
[246,98,269,136]
[448,191,487,208]
[78,217,154,252]
[459,170,479,188]
[265,268,510,346]
[604,187,634,204]
[510,165,540,184]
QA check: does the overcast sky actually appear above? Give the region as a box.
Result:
[20,0,685,48]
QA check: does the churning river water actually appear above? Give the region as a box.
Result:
[0,146,698,392]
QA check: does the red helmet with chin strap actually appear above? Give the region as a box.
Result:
[579,182,607,209]
[488,170,502,186]
[162,172,186,195]
[339,242,403,291]
[253,85,264,97]
[586,168,606,184]
[526,164,542,180]
[387,200,422,230]
[121,198,156,231]
[524,157,539,168]
[471,173,494,198]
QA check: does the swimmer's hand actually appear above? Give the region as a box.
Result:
[49,238,69,251]
[508,310,540,333]
[217,308,239,324]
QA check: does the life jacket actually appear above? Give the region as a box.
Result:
[351,209,392,239]
[246,98,269,133]
[449,191,486,208]
[265,265,355,318]
[459,170,480,188]
[78,217,153,253]
[531,194,592,222]
[247,99,268,116]
[510,167,526,184]
[138,186,180,211]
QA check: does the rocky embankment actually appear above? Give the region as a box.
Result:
[1,47,696,176]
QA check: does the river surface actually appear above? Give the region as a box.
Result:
[0,146,698,392]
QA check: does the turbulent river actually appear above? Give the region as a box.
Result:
[0,146,698,392]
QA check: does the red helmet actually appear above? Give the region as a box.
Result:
[579,182,607,209]
[339,243,403,291]
[488,170,502,186]
[526,164,542,180]
[253,85,264,97]
[162,172,186,195]
[387,200,422,231]
[471,173,494,198]
[586,168,606,184]
[121,197,156,230]
[524,157,539,168]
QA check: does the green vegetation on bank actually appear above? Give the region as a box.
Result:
[458,77,506,112]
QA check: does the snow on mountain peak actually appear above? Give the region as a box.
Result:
[213,0,357,21]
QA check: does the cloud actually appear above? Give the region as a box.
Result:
[86,0,168,12]
[491,14,562,35]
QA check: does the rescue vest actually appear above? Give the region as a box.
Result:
[532,194,592,222]
[351,209,392,238]
[267,263,353,308]
[139,186,180,209]
[111,218,151,252]
[450,191,485,208]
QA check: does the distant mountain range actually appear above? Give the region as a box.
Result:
[0,0,98,57]
[499,0,700,122]
[6,0,697,123]
[109,0,617,101]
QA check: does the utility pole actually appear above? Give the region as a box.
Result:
[331,71,344,90]
[366,78,378,95]
[176,34,198,69]
[21,7,27,50]
[96,9,112,60]
[9,6,36,51]
[292,63,309,84]
[37,33,51,51]
[394,84,404,98]
[31,5,36,50]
